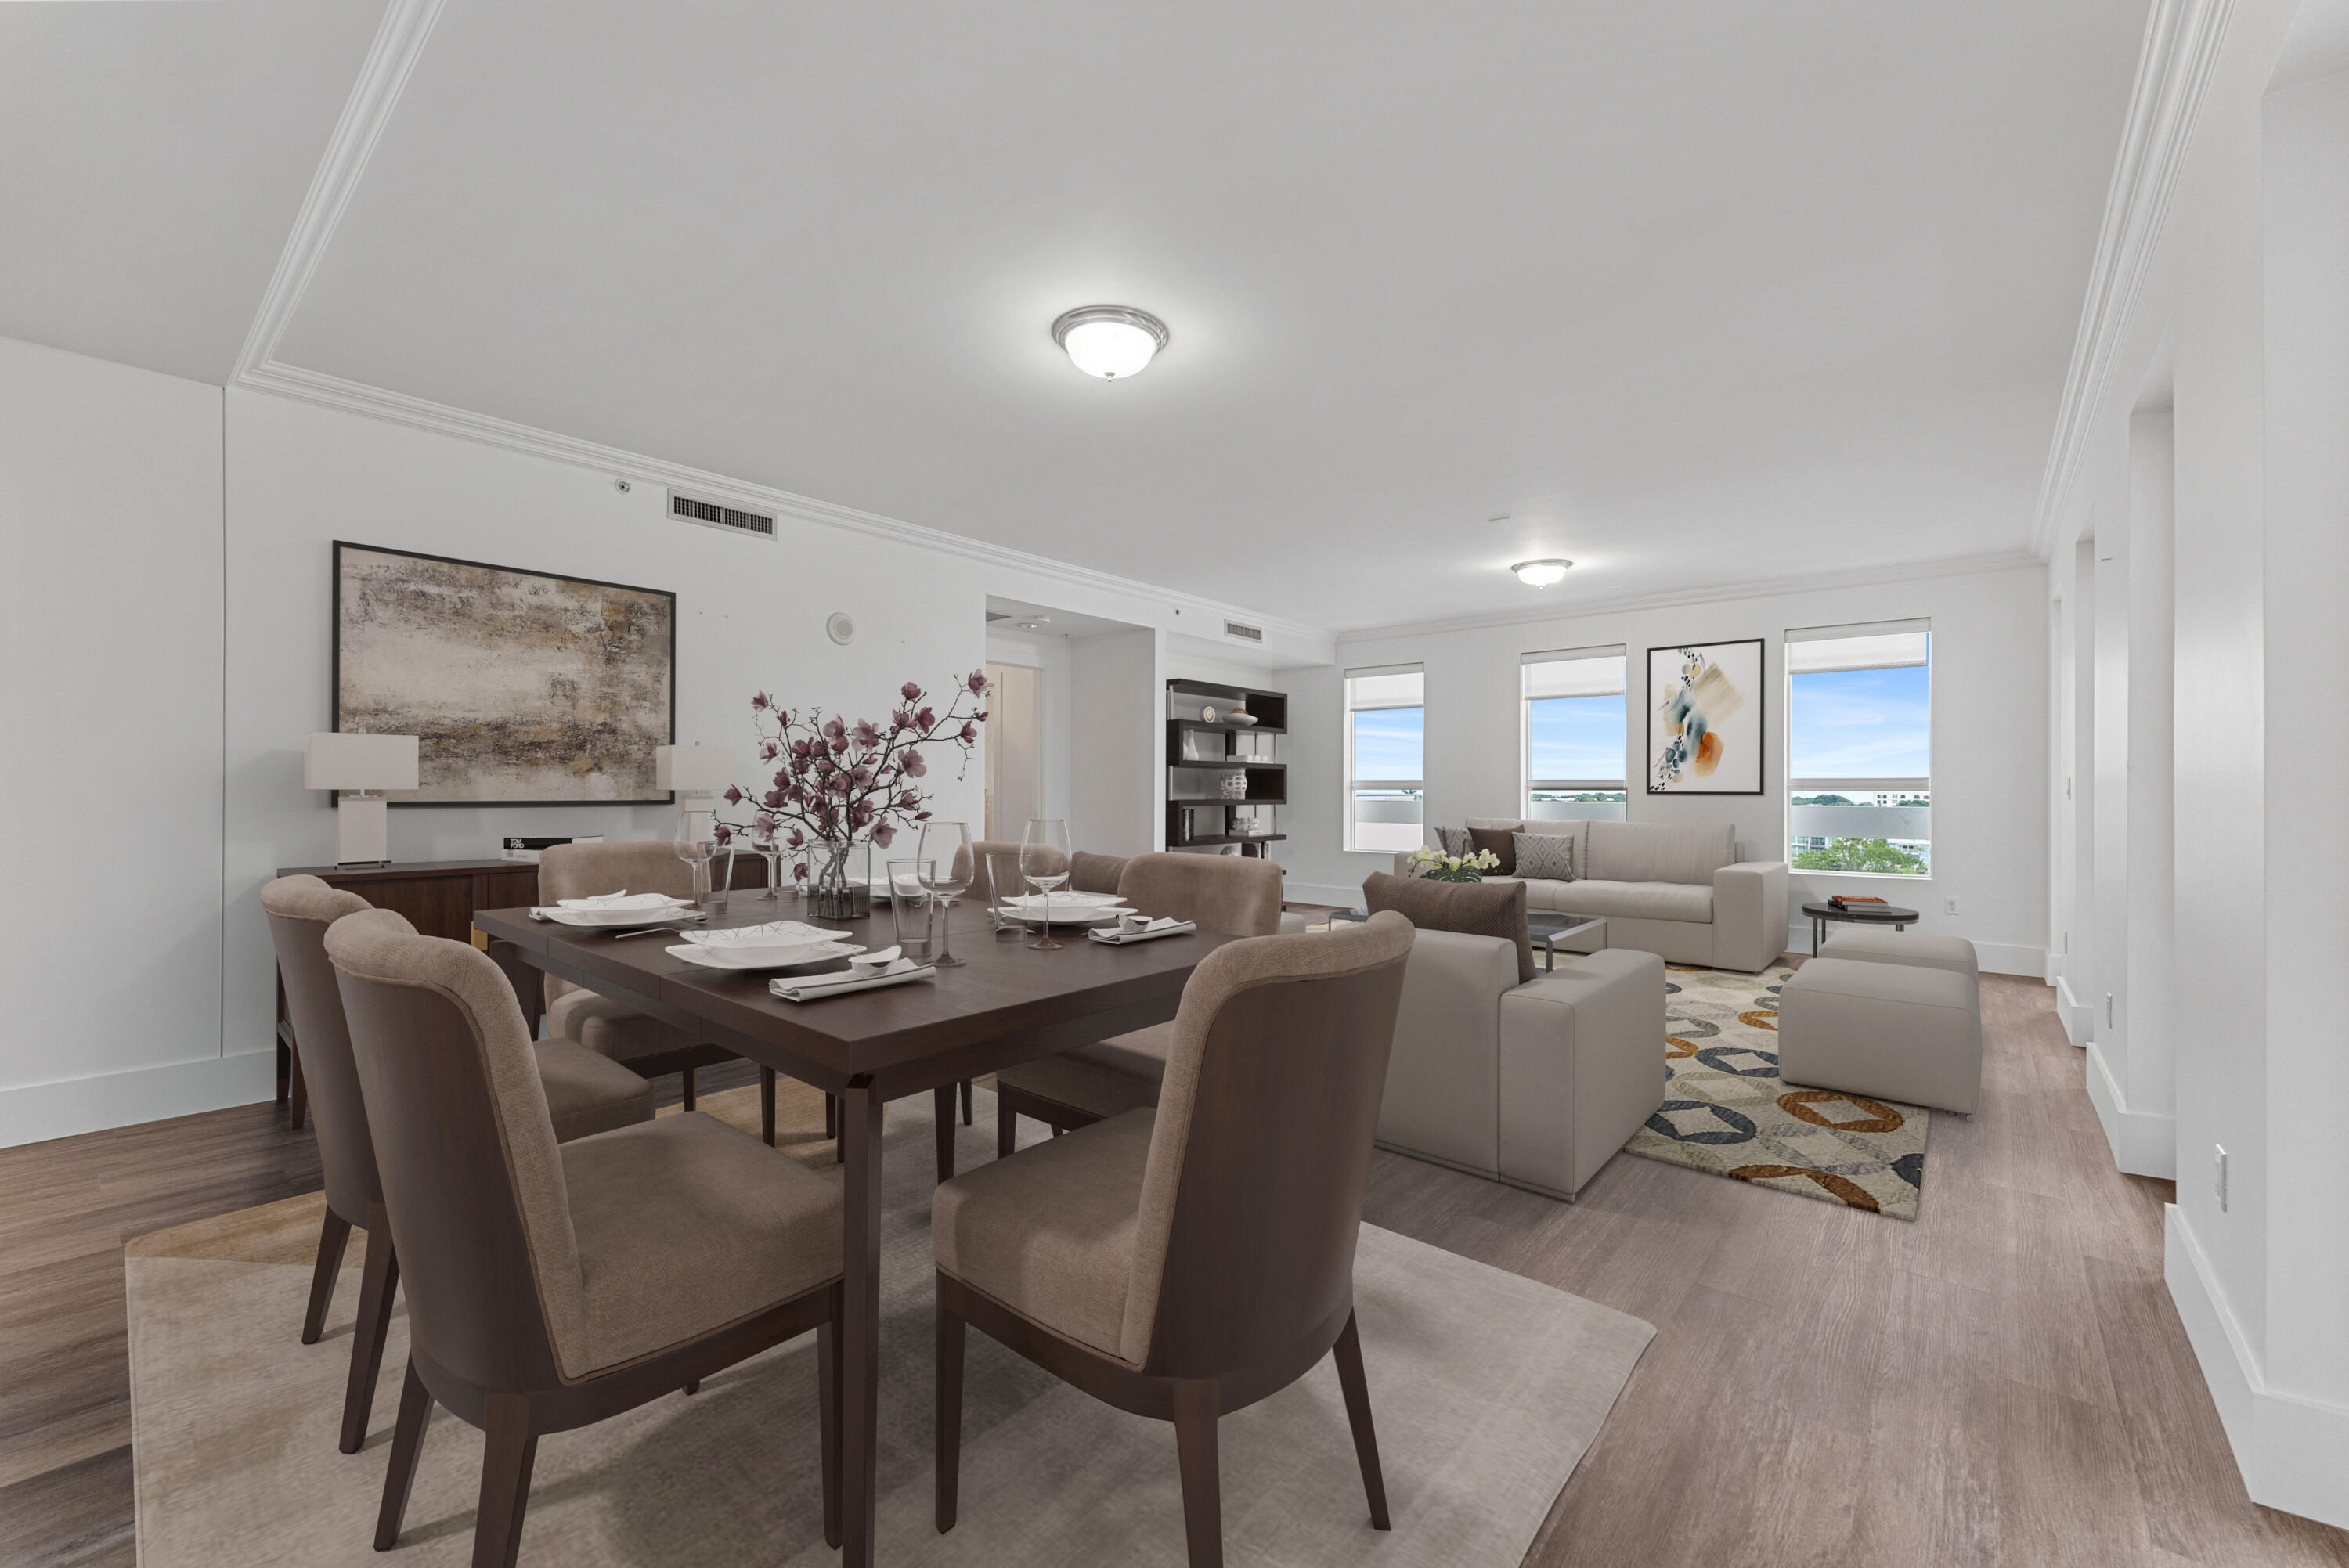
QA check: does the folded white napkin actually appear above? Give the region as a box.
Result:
[1087,917,1196,945]
[680,920,837,949]
[770,957,936,1002]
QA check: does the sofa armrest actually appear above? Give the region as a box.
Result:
[1496,948,1666,1199]
[1377,927,1517,1174]
[1711,860,1788,972]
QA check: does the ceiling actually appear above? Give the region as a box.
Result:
[6,0,2149,631]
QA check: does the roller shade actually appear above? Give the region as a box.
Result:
[1346,668,1423,709]
[1786,619,1929,675]
[1521,646,1626,699]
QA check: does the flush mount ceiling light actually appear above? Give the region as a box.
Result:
[1052,305,1169,380]
[1511,558,1573,587]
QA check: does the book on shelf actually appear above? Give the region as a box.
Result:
[500,834,604,863]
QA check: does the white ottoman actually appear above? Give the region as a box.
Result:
[1777,957,1980,1115]
[1817,927,1979,979]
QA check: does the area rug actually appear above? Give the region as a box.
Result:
[128,1079,1654,1566]
[1622,962,1932,1219]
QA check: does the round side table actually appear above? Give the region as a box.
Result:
[1799,899,1921,955]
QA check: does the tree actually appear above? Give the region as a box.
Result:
[1791,793,1854,806]
[1792,837,1927,874]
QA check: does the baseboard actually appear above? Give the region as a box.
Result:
[0,1049,278,1151]
[2084,1040,2177,1177]
[2056,975,2088,1044]
[2167,1206,2349,1529]
[1781,924,2046,979]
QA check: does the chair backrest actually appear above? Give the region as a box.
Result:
[1115,852,1285,936]
[1120,912,1414,1376]
[539,839,697,903]
[326,908,589,1390]
[259,875,377,1222]
[1068,850,1128,896]
[957,838,1067,907]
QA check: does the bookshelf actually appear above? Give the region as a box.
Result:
[1165,678,1287,854]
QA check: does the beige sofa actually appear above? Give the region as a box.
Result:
[1375,929,1665,1201]
[1394,816,1788,972]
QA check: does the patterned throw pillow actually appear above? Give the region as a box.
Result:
[1513,831,1575,882]
[1436,824,1474,858]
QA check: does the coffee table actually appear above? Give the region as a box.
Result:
[1800,899,1920,954]
[1330,908,1605,971]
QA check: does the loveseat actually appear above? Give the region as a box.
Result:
[1394,816,1788,972]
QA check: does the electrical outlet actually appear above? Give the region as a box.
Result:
[1943,897,1958,915]
[2214,1145,2229,1212]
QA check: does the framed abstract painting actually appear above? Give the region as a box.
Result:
[1646,638,1764,795]
[333,542,676,805]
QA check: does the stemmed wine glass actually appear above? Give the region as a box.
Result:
[750,820,785,901]
[1020,819,1071,951]
[918,821,972,968]
[673,809,716,907]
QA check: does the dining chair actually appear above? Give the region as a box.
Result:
[991,853,1286,1155]
[932,912,1416,1567]
[1067,850,1129,895]
[539,840,781,1144]
[325,908,845,1568]
[262,877,655,1456]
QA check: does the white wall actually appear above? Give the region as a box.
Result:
[1276,565,2051,973]
[0,338,244,1143]
[1068,626,1162,856]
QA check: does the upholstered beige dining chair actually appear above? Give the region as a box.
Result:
[326,909,845,1568]
[261,877,654,1456]
[933,912,1416,1567]
[991,853,1286,1153]
[538,840,780,1141]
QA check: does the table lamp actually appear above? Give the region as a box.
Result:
[655,744,741,814]
[304,732,420,865]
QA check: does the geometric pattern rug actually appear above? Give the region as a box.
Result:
[1622,962,1932,1220]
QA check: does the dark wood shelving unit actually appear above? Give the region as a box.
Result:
[1165,678,1288,856]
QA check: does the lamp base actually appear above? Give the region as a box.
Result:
[336,797,390,865]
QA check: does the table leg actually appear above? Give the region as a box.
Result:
[1813,917,1823,955]
[839,1082,883,1568]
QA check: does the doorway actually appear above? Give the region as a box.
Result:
[984,661,1043,842]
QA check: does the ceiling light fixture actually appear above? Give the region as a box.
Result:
[1511,558,1573,587]
[1052,305,1169,380]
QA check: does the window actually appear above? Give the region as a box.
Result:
[1786,619,1931,876]
[1522,647,1626,821]
[1345,665,1423,852]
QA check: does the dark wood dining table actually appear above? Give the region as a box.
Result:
[471,896,1239,1567]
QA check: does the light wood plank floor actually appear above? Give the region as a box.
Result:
[2,971,2343,1566]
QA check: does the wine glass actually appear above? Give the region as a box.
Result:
[751,820,784,901]
[673,808,715,906]
[918,821,972,968]
[1019,819,1071,951]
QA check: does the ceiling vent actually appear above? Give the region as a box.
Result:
[1223,620,1264,643]
[669,488,775,540]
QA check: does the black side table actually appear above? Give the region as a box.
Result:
[1800,899,1921,954]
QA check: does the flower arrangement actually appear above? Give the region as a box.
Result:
[1403,845,1499,883]
[713,670,988,917]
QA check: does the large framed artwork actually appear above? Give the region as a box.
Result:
[1646,638,1764,795]
[334,542,676,805]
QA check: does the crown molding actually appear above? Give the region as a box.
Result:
[2031,0,2235,558]
[233,359,1335,651]
[1332,549,2044,645]
[231,0,447,381]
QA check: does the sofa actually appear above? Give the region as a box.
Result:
[1394,816,1788,972]
[1374,927,1665,1201]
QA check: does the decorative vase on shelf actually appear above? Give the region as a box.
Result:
[1220,770,1248,801]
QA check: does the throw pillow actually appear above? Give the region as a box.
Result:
[1435,824,1474,859]
[1513,831,1575,882]
[1466,825,1519,875]
[1362,871,1535,984]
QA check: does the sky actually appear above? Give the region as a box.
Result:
[1788,665,1931,778]
[1351,707,1423,781]
[1528,694,1627,781]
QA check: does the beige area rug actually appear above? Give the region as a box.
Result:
[129,1079,1653,1566]
[1623,962,1934,1219]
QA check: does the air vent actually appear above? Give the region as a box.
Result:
[669,488,775,540]
[1223,620,1264,643]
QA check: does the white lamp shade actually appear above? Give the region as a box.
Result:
[304,732,419,791]
[655,744,739,793]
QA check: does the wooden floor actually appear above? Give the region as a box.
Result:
[2,971,2343,1566]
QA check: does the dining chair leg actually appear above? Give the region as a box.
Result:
[338,1205,401,1454]
[287,1045,309,1131]
[820,1296,843,1550]
[1332,1310,1391,1530]
[996,1100,1017,1160]
[933,1085,957,1184]
[684,1380,699,1395]
[1172,1379,1225,1568]
[301,1207,352,1345]
[760,1067,778,1147]
[935,1284,965,1534]
[375,1358,433,1551]
[680,1065,698,1112]
[474,1392,539,1568]
[825,1093,839,1141]
[959,1079,973,1126]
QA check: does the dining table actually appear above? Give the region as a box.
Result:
[471,893,1241,1567]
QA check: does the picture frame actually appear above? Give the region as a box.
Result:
[333,541,677,806]
[1645,637,1765,795]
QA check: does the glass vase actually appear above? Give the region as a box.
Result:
[811,838,860,921]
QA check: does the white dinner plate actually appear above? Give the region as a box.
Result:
[665,939,864,972]
[990,903,1133,927]
[997,891,1125,910]
[538,904,698,928]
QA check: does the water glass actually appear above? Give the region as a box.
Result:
[888,860,936,963]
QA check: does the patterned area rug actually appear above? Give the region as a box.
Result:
[1623,963,1932,1220]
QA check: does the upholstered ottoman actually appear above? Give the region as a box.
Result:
[1817,927,1979,980]
[1777,957,1980,1115]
